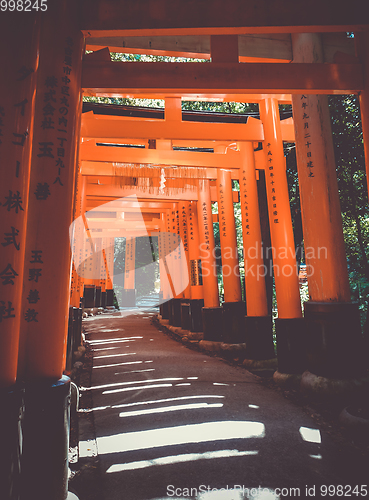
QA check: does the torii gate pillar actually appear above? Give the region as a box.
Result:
[198,179,223,341]
[16,2,84,499]
[259,98,305,387]
[292,33,367,399]
[238,142,275,365]
[123,236,136,307]
[216,167,245,343]
[187,201,204,332]
[0,15,39,500]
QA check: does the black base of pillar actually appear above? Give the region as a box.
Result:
[167,299,173,322]
[95,286,102,308]
[105,289,114,307]
[0,385,23,500]
[202,307,223,341]
[169,298,182,327]
[190,299,204,332]
[21,376,70,500]
[244,316,275,360]
[181,301,191,330]
[160,300,170,320]
[101,291,107,309]
[66,308,74,373]
[304,301,365,378]
[121,289,136,307]
[275,318,307,375]
[222,301,246,343]
[83,285,95,308]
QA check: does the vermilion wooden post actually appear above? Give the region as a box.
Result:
[164,209,179,325]
[70,167,83,308]
[197,179,219,308]
[291,34,364,393]
[123,236,136,306]
[216,167,244,343]
[187,201,204,301]
[259,98,304,386]
[0,15,39,500]
[93,237,103,307]
[0,16,39,389]
[19,2,84,382]
[172,202,184,300]
[292,35,351,303]
[105,237,115,307]
[80,177,95,304]
[238,142,275,362]
[15,3,84,500]
[178,201,191,300]
[238,142,268,317]
[216,168,242,302]
[158,224,169,301]
[197,179,223,340]
[187,201,204,332]
[259,98,302,320]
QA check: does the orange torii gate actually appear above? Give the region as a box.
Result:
[1,2,369,498]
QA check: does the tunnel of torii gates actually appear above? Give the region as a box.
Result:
[1,1,369,498]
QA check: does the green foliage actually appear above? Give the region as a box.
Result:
[329,95,369,325]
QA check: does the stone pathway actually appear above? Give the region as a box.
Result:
[70,310,369,500]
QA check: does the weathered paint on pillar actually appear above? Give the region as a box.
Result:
[124,237,136,289]
[291,33,351,302]
[355,31,369,204]
[187,201,204,300]
[197,179,220,308]
[238,142,268,317]
[0,16,39,388]
[216,168,242,303]
[19,1,84,380]
[259,99,302,319]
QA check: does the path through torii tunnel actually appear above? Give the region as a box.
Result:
[0,2,369,499]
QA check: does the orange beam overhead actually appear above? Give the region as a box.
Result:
[82,61,363,95]
[81,114,264,141]
[81,149,267,176]
[81,114,295,142]
[80,0,368,33]
[79,145,264,169]
[80,143,243,167]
